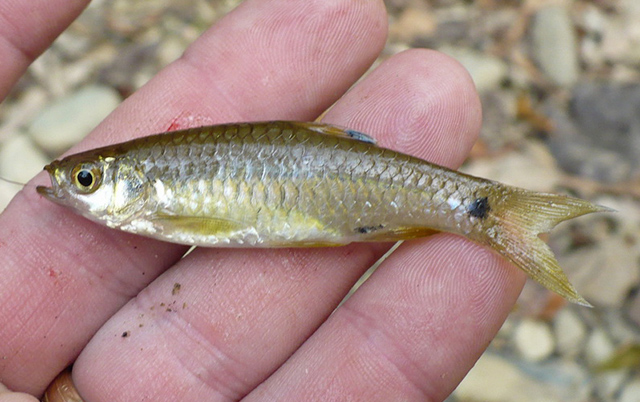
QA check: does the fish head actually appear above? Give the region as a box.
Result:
[36,153,150,227]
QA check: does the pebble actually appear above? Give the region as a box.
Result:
[461,141,561,192]
[477,91,521,151]
[600,0,640,66]
[577,4,604,65]
[454,353,591,402]
[0,182,18,213]
[561,236,639,307]
[531,5,579,86]
[593,371,628,401]
[586,328,615,367]
[0,133,50,213]
[513,318,555,362]
[626,291,640,329]
[0,133,49,184]
[27,85,121,154]
[586,331,631,400]
[388,6,437,44]
[553,309,587,359]
[439,46,508,93]
[544,82,640,183]
[570,83,640,178]
[619,378,640,402]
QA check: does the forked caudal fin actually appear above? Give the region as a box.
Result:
[483,189,613,307]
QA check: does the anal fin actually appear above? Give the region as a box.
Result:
[359,226,440,242]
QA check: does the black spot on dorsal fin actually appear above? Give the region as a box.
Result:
[345,129,377,145]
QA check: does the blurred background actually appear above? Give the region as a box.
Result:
[1,0,639,400]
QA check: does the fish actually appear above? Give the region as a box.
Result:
[36,121,610,306]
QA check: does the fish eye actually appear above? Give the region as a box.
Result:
[71,163,102,193]
[77,170,93,187]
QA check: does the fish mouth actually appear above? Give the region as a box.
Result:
[36,163,64,203]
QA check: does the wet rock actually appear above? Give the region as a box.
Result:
[531,5,579,86]
[27,85,120,154]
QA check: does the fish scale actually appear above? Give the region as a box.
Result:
[37,121,611,305]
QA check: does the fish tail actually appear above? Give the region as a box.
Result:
[482,188,612,307]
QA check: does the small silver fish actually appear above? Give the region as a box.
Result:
[36,121,610,306]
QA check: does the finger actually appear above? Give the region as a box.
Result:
[0,0,387,394]
[247,237,523,401]
[0,0,89,99]
[0,383,38,402]
[72,49,486,401]
[323,49,482,168]
[246,53,519,399]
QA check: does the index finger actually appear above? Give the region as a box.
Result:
[0,0,387,394]
[0,0,89,99]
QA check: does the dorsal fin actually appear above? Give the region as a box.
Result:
[292,122,377,145]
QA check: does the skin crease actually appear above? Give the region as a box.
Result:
[0,0,526,401]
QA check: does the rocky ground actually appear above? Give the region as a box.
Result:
[1,0,639,401]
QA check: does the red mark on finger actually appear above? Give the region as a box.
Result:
[165,112,214,131]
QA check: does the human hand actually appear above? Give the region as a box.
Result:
[0,0,525,401]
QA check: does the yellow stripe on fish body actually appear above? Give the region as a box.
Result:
[36,121,611,306]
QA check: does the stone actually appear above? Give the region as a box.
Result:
[28,85,120,154]
[389,6,437,44]
[560,236,639,307]
[586,329,615,367]
[531,5,579,86]
[439,46,508,93]
[461,141,561,192]
[0,133,49,213]
[593,371,627,401]
[454,353,591,402]
[626,291,640,329]
[0,133,49,184]
[546,83,640,182]
[619,378,640,402]
[554,309,587,359]
[0,181,18,213]
[513,318,555,362]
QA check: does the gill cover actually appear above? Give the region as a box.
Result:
[110,161,148,218]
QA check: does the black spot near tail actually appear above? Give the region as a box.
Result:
[468,197,490,219]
